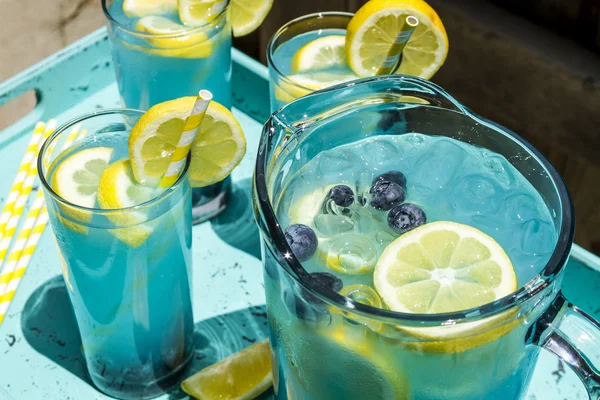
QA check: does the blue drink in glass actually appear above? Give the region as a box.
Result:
[103,0,232,223]
[268,12,357,111]
[39,111,193,400]
[252,76,600,400]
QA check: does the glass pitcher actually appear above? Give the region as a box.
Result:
[252,75,600,400]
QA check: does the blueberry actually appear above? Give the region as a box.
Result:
[326,185,354,207]
[370,181,406,211]
[284,289,324,322]
[373,170,407,188]
[284,272,343,322]
[284,224,318,262]
[387,203,427,234]
[306,272,343,303]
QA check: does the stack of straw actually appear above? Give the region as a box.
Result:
[0,90,212,325]
[0,121,86,325]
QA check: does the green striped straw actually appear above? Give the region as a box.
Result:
[376,15,420,76]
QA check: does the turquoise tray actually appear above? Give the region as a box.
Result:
[1,27,599,400]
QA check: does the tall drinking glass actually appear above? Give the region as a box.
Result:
[39,110,194,400]
[253,76,600,399]
[267,12,355,111]
[102,0,232,223]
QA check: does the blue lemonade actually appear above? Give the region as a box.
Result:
[269,28,359,110]
[44,126,193,399]
[104,0,233,223]
[105,0,232,110]
[267,133,557,400]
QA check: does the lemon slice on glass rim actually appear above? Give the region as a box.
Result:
[128,96,246,188]
[122,0,177,17]
[346,0,449,79]
[178,0,273,37]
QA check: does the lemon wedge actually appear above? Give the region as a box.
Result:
[135,15,210,50]
[346,0,449,79]
[97,159,157,247]
[374,221,517,315]
[181,339,272,400]
[291,35,347,73]
[129,96,246,188]
[123,0,177,17]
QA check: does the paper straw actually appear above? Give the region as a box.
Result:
[0,120,56,266]
[0,123,85,324]
[376,16,419,76]
[0,122,46,239]
[158,90,212,189]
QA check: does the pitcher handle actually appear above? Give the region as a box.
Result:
[532,292,600,398]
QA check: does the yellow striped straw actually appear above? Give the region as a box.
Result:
[376,16,419,76]
[0,120,56,266]
[158,89,212,188]
[0,211,48,324]
[0,122,46,238]
[0,124,85,324]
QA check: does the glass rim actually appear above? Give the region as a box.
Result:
[266,11,354,94]
[253,75,575,326]
[101,0,230,39]
[38,109,191,216]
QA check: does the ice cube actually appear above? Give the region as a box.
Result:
[450,174,503,215]
[521,219,556,256]
[363,139,402,168]
[327,234,378,275]
[354,169,374,207]
[412,139,467,196]
[313,214,354,237]
[481,154,516,189]
[316,151,357,179]
[375,230,396,249]
[503,193,540,223]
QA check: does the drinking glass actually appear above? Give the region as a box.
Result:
[39,110,194,399]
[267,12,353,111]
[253,75,600,399]
[102,0,232,223]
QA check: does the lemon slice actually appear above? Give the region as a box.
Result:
[129,96,246,188]
[287,186,332,226]
[346,0,449,79]
[178,0,228,27]
[181,339,272,400]
[284,323,409,399]
[123,0,177,17]
[289,71,358,91]
[274,71,358,104]
[124,41,212,59]
[188,101,246,187]
[273,71,358,105]
[97,159,157,247]
[51,148,113,209]
[230,0,273,37]
[291,35,347,73]
[135,16,210,50]
[374,221,517,314]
